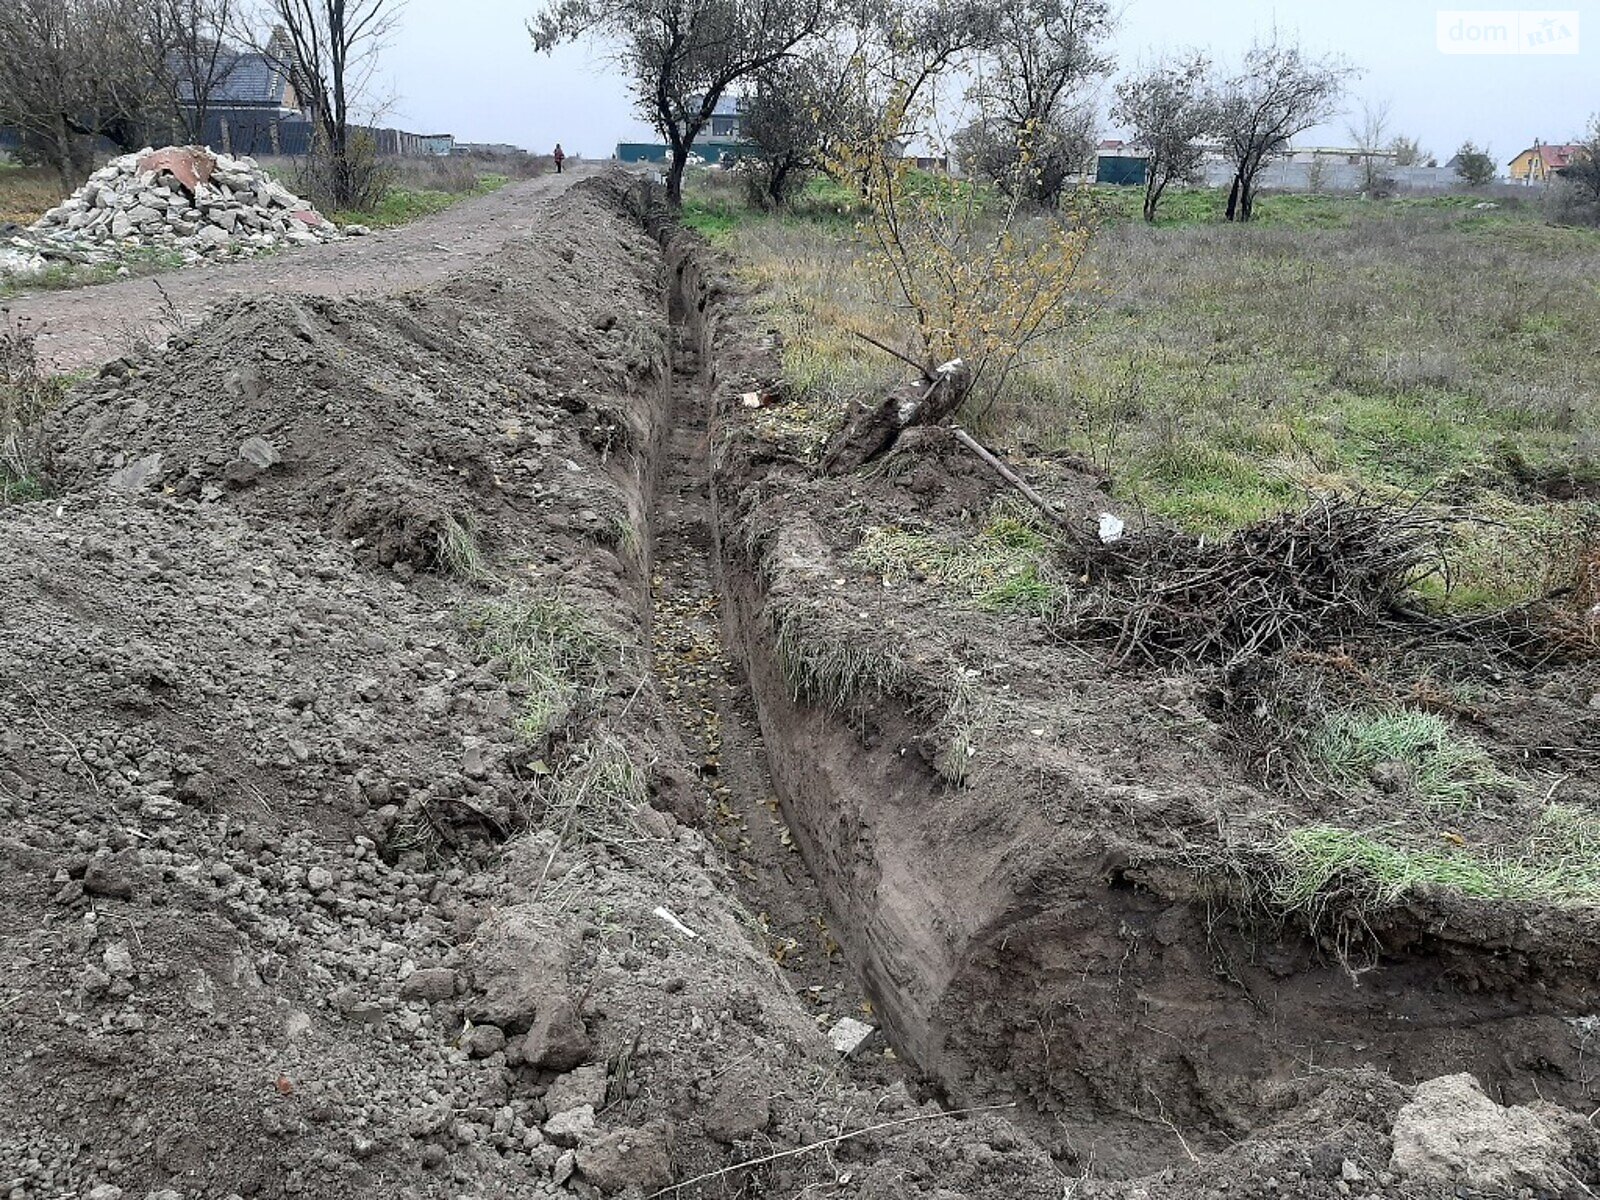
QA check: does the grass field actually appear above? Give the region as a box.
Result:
[0,161,63,225]
[330,172,511,228]
[701,170,1600,611]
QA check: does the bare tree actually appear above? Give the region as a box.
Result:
[818,0,1000,195]
[1111,52,1213,222]
[1389,134,1431,167]
[266,0,402,208]
[531,0,835,206]
[966,0,1114,206]
[0,0,155,187]
[1345,97,1392,194]
[1212,31,1355,222]
[145,0,241,143]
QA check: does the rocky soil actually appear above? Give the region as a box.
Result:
[2,147,346,281]
[4,170,1597,1200]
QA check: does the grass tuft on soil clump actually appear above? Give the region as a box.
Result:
[1312,708,1514,809]
[772,598,911,711]
[854,510,1064,614]
[464,596,619,746]
[436,515,489,580]
[1271,819,1600,913]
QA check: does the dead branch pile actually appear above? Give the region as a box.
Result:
[1061,497,1448,668]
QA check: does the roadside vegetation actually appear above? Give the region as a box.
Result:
[0,312,64,503]
[0,160,60,225]
[327,156,526,228]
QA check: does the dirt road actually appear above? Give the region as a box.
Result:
[7,167,592,373]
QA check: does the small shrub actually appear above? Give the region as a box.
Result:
[1,311,65,500]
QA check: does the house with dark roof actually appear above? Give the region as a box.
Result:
[170,30,314,155]
[1508,140,1588,184]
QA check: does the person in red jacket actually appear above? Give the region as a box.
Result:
[553,144,566,174]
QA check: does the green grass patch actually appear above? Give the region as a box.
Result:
[333,174,509,229]
[0,246,187,300]
[1273,820,1600,911]
[681,193,744,239]
[463,596,618,746]
[854,511,1064,613]
[1312,708,1512,809]
[0,474,46,504]
[1125,442,1305,538]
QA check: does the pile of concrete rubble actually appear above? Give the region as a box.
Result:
[2,146,363,278]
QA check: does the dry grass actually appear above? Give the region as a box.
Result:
[719,186,1600,614]
[1,311,66,501]
[0,163,61,225]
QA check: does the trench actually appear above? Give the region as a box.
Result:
[641,253,894,1071]
[637,189,1600,1177]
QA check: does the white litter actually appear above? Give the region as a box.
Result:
[652,906,698,939]
[1097,512,1125,544]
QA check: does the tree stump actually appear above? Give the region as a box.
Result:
[821,359,971,475]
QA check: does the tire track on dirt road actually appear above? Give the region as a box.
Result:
[7,167,598,374]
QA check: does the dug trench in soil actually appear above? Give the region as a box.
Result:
[646,278,892,1056]
[652,203,1600,1178]
[1,172,1079,1200]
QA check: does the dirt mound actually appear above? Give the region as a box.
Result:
[49,200,662,574]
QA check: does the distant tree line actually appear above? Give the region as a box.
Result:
[531,0,1375,224]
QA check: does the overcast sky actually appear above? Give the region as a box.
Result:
[381,0,1593,166]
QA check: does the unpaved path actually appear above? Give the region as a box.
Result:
[7,167,594,373]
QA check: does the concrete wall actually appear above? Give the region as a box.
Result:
[1197,159,1470,192]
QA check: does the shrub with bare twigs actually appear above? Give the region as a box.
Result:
[0,310,63,501]
[1061,496,1449,668]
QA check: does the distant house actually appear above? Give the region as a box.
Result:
[1508,141,1587,184]
[170,31,314,155]
[614,94,752,166]
[704,94,746,140]
[1096,139,1147,186]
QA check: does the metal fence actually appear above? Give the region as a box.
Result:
[0,117,456,163]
